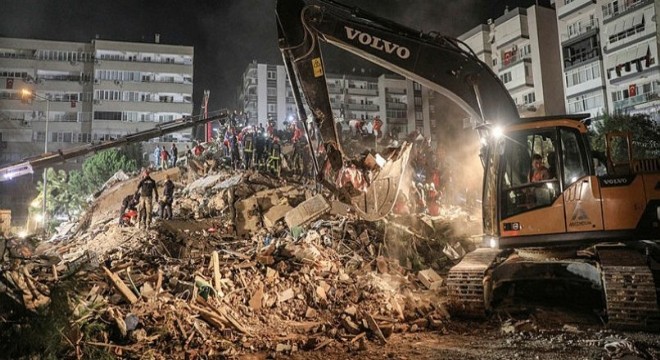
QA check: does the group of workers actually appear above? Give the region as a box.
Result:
[219,121,310,176]
[119,170,175,230]
[153,143,179,170]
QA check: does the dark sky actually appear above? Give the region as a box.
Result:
[0,0,546,114]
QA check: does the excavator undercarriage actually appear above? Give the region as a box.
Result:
[447,244,660,330]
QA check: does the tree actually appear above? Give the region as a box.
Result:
[33,149,139,227]
[82,149,137,189]
[119,142,145,170]
[590,113,660,159]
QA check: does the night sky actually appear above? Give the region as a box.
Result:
[0,0,546,115]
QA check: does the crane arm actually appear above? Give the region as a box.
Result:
[0,110,230,181]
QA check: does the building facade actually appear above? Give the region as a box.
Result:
[0,36,194,226]
[238,61,434,138]
[555,0,659,121]
[555,0,609,119]
[598,0,658,119]
[459,5,567,118]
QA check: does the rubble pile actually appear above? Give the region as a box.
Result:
[0,166,479,358]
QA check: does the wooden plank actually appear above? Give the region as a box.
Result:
[103,266,138,304]
[212,251,222,293]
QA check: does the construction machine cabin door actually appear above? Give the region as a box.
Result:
[498,128,566,244]
[559,127,604,234]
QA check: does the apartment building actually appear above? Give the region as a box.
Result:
[599,0,659,119]
[0,36,194,225]
[238,61,434,137]
[555,0,609,119]
[555,0,658,121]
[460,5,566,118]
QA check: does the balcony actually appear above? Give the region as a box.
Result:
[327,84,343,94]
[602,0,652,22]
[386,88,406,95]
[557,0,596,19]
[386,117,408,125]
[614,92,659,112]
[346,87,378,96]
[561,19,599,45]
[563,48,601,69]
[500,53,531,71]
[347,103,379,111]
[386,102,407,110]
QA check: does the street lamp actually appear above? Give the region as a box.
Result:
[22,89,50,235]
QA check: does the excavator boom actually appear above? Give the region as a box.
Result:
[277,0,519,220]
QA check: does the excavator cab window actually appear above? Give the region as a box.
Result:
[559,128,589,187]
[499,129,560,219]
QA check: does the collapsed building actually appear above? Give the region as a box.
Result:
[0,155,480,358]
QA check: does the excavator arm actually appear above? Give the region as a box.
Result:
[277,0,519,219]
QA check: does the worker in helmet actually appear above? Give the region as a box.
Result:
[136,169,159,230]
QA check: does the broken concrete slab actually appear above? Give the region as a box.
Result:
[234,197,260,236]
[417,268,443,290]
[285,194,330,229]
[186,174,224,193]
[212,174,243,190]
[263,203,293,228]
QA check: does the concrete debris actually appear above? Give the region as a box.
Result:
[417,268,443,290]
[0,163,484,358]
[285,194,331,228]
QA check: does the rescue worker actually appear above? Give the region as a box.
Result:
[153,146,161,169]
[373,115,383,138]
[119,193,140,225]
[160,145,170,170]
[231,133,240,170]
[160,174,175,220]
[267,137,282,176]
[243,130,255,169]
[136,169,159,230]
[255,129,267,169]
[170,143,178,167]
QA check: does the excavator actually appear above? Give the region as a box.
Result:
[277,0,660,330]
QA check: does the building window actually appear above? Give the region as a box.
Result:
[569,93,603,113]
[602,1,619,18]
[267,71,276,80]
[500,72,512,84]
[565,62,600,87]
[609,15,645,44]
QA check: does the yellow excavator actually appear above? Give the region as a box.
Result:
[277,0,660,330]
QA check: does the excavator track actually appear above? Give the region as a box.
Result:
[447,248,502,317]
[598,247,660,330]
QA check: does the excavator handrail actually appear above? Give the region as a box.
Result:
[0,110,230,182]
